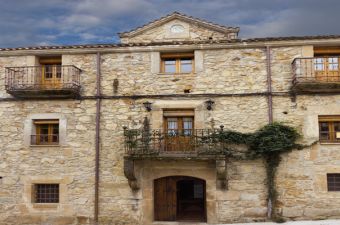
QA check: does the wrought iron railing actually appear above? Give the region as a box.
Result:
[123,128,232,157]
[292,57,340,84]
[31,134,59,145]
[5,65,81,92]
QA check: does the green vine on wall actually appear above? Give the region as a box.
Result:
[211,122,303,221]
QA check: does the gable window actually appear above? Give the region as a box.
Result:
[327,174,340,191]
[33,184,59,203]
[161,53,194,74]
[319,116,340,143]
[31,120,59,145]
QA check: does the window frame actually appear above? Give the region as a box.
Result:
[160,53,195,74]
[33,183,60,203]
[32,119,59,145]
[318,116,340,143]
[327,174,340,192]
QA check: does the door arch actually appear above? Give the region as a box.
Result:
[154,176,206,222]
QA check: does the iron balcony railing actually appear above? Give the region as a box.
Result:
[123,128,234,157]
[292,57,340,84]
[5,65,81,92]
[30,134,59,145]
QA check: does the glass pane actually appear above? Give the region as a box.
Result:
[334,122,340,140]
[183,117,193,136]
[52,124,59,142]
[164,60,176,73]
[314,58,324,71]
[56,66,62,78]
[45,66,53,78]
[319,122,330,141]
[180,59,193,73]
[328,58,338,70]
[320,122,329,131]
[39,125,49,135]
[167,118,178,135]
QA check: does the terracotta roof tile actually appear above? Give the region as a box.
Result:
[1,35,340,52]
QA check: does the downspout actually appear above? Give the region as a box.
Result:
[94,52,101,224]
[265,46,273,220]
[266,46,273,123]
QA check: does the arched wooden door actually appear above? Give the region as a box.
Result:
[154,176,206,222]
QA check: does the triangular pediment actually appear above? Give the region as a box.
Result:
[118,12,239,44]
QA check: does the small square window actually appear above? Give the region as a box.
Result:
[33,184,59,203]
[327,174,340,191]
[318,116,340,143]
[31,120,59,145]
[161,53,194,74]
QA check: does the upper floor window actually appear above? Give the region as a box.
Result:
[319,116,340,143]
[161,53,194,74]
[31,119,59,145]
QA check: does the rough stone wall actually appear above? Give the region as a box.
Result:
[101,48,268,96]
[121,19,230,44]
[272,95,340,220]
[0,100,96,225]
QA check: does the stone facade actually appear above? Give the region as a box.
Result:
[1,13,340,225]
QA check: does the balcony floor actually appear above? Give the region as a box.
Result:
[292,81,340,93]
[7,88,80,99]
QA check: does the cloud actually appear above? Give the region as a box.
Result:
[0,0,339,47]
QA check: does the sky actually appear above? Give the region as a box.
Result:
[1,0,340,48]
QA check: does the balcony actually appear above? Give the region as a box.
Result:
[30,134,59,145]
[292,57,340,93]
[123,128,238,159]
[5,65,81,98]
[123,127,231,190]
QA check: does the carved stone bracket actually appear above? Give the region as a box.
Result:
[124,158,139,190]
[216,158,228,190]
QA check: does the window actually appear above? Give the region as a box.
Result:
[33,184,59,203]
[32,120,59,145]
[314,58,324,71]
[161,53,194,74]
[319,116,340,143]
[327,174,340,191]
[314,57,339,71]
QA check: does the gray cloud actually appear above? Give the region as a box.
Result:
[0,0,339,47]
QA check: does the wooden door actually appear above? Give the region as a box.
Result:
[42,64,62,88]
[164,116,194,152]
[39,57,62,89]
[154,177,177,221]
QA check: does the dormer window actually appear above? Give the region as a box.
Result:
[161,53,194,74]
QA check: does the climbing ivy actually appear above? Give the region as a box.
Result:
[207,122,303,221]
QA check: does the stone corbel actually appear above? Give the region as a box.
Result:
[124,158,139,190]
[216,158,228,190]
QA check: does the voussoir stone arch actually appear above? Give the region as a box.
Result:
[138,160,217,224]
